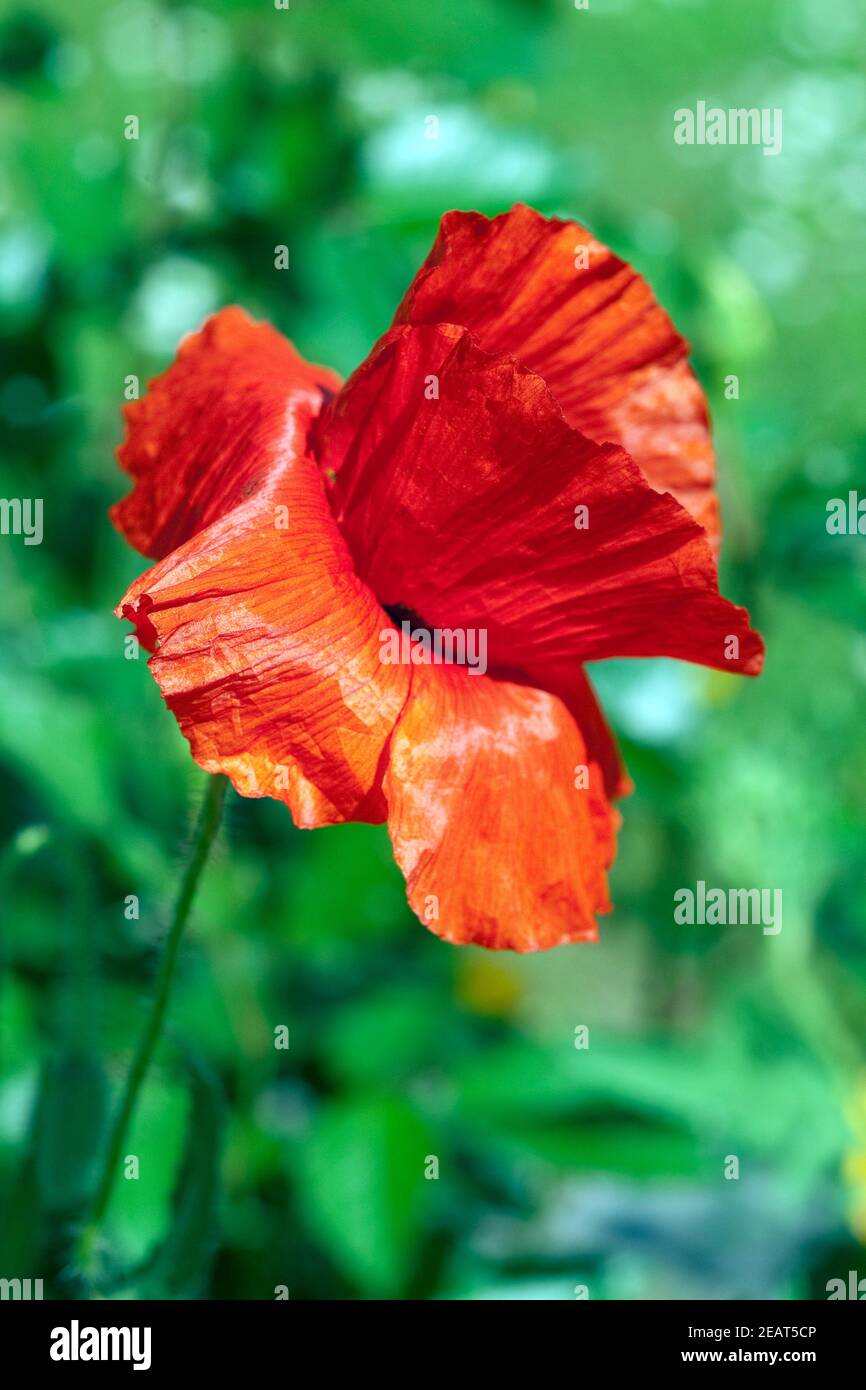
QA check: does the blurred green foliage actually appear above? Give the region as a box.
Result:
[1,0,865,1300]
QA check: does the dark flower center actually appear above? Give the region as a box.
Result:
[383,602,430,631]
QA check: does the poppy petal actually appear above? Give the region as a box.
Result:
[114,311,409,826]
[394,203,719,547]
[547,666,632,803]
[383,666,611,950]
[316,322,764,680]
[112,306,341,560]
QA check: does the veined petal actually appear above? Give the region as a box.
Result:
[112,306,340,559]
[114,310,409,826]
[394,203,719,547]
[316,322,763,680]
[384,666,611,951]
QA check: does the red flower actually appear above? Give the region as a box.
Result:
[113,204,763,951]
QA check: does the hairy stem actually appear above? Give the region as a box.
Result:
[85,774,228,1239]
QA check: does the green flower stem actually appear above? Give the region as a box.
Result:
[85,774,228,1244]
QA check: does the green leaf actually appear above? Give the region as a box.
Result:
[321,984,444,1088]
[480,1119,705,1180]
[35,1052,108,1217]
[296,1094,433,1297]
[134,1052,224,1298]
[288,823,411,950]
[0,1139,44,1274]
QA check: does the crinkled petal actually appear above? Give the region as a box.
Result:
[316,322,764,680]
[114,310,409,826]
[112,306,340,559]
[384,666,611,951]
[394,203,719,547]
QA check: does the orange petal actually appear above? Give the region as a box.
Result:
[112,306,340,559]
[317,322,763,679]
[394,203,720,549]
[114,311,409,826]
[384,666,611,951]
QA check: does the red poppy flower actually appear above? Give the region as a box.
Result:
[113,203,763,952]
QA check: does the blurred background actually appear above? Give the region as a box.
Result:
[1,0,865,1300]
